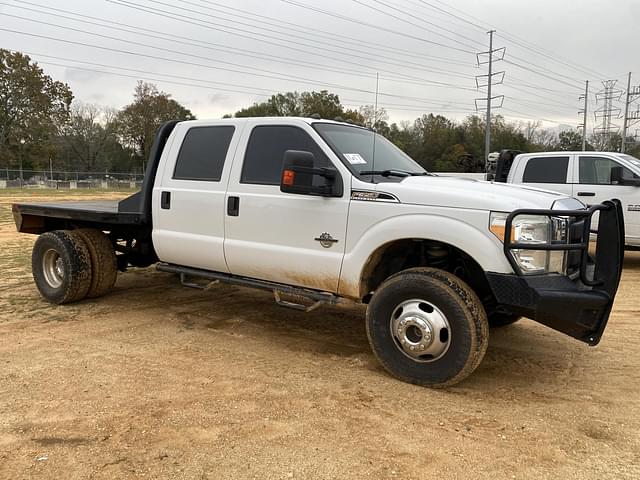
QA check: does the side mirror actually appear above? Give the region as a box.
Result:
[611,165,640,186]
[611,166,623,184]
[280,150,342,197]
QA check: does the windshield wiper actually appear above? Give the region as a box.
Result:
[359,169,428,177]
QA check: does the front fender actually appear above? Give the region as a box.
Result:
[338,213,514,299]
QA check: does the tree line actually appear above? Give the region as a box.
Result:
[1,49,638,175]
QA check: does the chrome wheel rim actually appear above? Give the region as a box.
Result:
[390,299,451,362]
[42,249,64,288]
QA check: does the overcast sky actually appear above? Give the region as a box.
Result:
[1,0,638,132]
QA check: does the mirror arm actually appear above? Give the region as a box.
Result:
[288,165,336,179]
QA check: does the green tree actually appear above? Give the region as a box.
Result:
[116,81,195,161]
[0,49,73,170]
[299,90,342,118]
[233,90,360,121]
[557,130,584,151]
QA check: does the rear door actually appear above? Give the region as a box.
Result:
[152,121,243,272]
[517,154,573,195]
[574,155,640,243]
[223,121,351,293]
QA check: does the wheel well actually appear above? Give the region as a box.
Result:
[359,239,495,309]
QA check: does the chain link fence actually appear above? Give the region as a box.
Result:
[0,169,144,190]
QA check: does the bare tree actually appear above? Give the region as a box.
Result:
[61,102,118,171]
[358,104,389,128]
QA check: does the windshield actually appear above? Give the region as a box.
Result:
[313,123,426,179]
[619,153,640,169]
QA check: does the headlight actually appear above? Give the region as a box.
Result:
[490,212,568,275]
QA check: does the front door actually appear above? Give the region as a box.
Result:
[223,122,350,293]
[573,155,640,243]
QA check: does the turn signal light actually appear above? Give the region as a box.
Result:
[283,170,295,186]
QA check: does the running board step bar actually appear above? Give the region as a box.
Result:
[157,263,340,311]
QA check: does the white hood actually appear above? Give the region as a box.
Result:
[374,176,579,211]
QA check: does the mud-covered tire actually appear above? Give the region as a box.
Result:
[32,230,92,304]
[366,267,489,388]
[488,312,521,328]
[74,228,117,299]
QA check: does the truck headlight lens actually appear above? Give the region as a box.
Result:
[490,212,567,275]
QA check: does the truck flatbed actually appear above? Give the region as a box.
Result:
[12,200,146,234]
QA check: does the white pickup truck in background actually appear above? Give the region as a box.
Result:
[12,118,625,388]
[493,150,640,247]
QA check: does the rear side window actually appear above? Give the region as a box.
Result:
[173,126,235,181]
[522,156,569,183]
[241,125,330,185]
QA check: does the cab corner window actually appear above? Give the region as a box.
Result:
[241,125,330,185]
[522,156,569,183]
[579,156,638,185]
[173,126,235,181]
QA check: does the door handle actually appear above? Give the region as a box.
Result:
[577,192,596,197]
[227,196,239,216]
[161,191,171,209]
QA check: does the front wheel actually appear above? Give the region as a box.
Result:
[366,268,489,387]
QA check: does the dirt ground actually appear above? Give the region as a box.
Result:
[1,190,639,480]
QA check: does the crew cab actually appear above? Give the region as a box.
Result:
[12,118,625,387]
[492,150,640,247]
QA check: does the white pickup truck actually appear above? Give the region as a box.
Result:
[12,118,625,387]
[493,150,640,247]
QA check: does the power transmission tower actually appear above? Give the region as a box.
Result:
[578,80,588,151]
[621,72,640,153]
[594,80,623,150]
[475,30,505,164]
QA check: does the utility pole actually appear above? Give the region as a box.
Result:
[475,30,505,167]
[484,30,494,163]
[621,72,640,153]
[594,80,623,150]
[578,80,589,151]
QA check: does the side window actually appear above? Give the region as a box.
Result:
[522,156,569,183]
[579,156,638,184]
[173,126,235,181]
[241,125,330,185]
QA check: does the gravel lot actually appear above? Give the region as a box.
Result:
[1,191,639,479]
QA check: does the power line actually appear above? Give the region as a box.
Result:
[183,0,473,66]
[349,0,482,51]
[503,59,584,90]
[417,0,608,79]
[134,0,476,77]
[381,0,594,96]
[7,49,476,117]
[278,0,476,54]
[0,15,471,101]
[101,0,477,84]
[0,27,473,106]
[4,1,474,90]
[504,57,586,88]
[501,107,573,124]
[496,33,606,80]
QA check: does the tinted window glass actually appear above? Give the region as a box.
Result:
[522,156,569,183]
[173,126,235,181]
[579,156,638,184]
[241,125,330,185]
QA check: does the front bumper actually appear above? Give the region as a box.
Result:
[487,199,624,345]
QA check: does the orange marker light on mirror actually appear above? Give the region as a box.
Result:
[283,170,295,186]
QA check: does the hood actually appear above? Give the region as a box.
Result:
[376,176,576,211]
